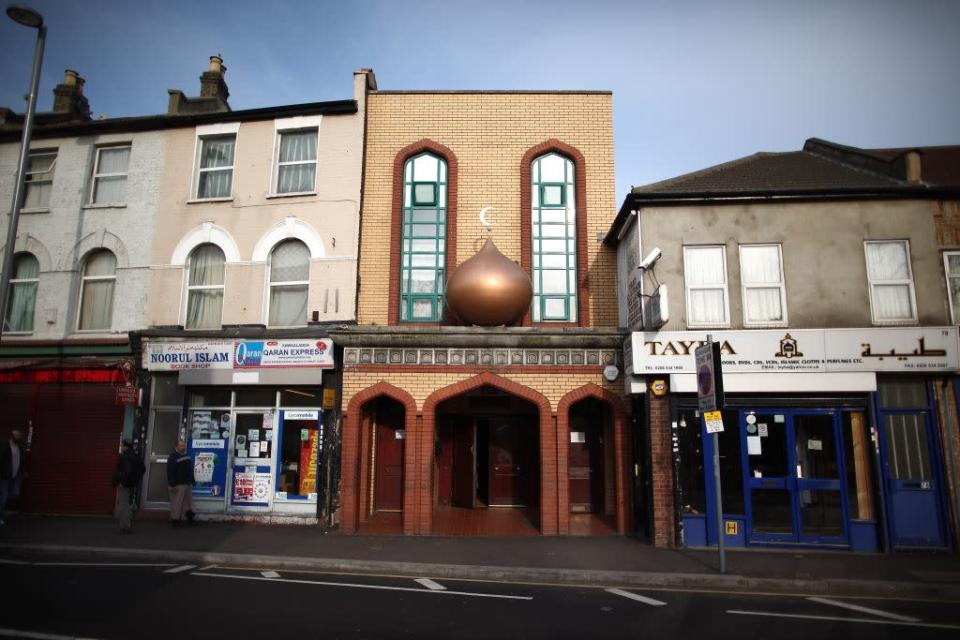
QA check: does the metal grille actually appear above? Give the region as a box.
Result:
[884,413,931,481]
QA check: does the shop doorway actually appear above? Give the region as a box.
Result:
[741,409,848,545]
[435,387,540,534]
[372,398,405,512]
[228,411,275,509]
[568,398,609,514]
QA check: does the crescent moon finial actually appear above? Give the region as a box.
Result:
[479,206,494,230]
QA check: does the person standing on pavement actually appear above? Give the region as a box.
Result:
[0,429,25,526]
[167,440,196,526]
[112,440,145,533]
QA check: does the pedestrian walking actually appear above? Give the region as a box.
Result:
[0,429,25,526]
[167,440,196,526]
[112,440,145,533]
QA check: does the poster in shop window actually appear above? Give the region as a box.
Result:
[231,465,273,507]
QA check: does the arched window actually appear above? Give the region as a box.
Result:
[5,252,39,332]
[268,239,310,326]
[78,250,116,330]
[400,152,447,322]
[185,244,225,329]
[531,152,577,322]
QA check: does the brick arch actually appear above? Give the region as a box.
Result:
[557,384,631,535]
[420,372,558,535]
[341,382,419,534]
[387,139,459,326]
[520,139,589,327]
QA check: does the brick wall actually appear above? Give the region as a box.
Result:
[357,92,618,328]
[934,200,960,248]
[648,393,676,548]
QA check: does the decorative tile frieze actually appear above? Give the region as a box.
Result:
[342,347,621,369]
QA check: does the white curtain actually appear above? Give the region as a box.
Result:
[685,247,727,323]
[277,131,317,193]
[79,251,116,330]
[866,243,913,320]
[186,245,225,329]
[5,254,38,331]
[93,147,130,204]
[24,153,55,209]
[741,246,783,322]
[269,241,309,325]
[198,137,235,198]
[744,288,783,323]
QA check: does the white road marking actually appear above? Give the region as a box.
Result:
[605,588,667,606]
[32,562,175,568]
[415,578,446,591]
[0,627,102,640]
[806,596,920,622]
[163,564,197,574]
[727,610,960,630]
[195,571,532,600]
[0,558,30,565]
[261,570,281,578]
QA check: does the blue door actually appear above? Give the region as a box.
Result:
[741,409,849,546]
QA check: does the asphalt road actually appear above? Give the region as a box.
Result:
[2,555,959,640]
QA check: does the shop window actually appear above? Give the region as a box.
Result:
[677,409,706,515]
[234,387,278,407]
[152,374,184,406]
[188,388,231,407]
[683,246,729,327]
[280,387,324,407]
[5,252,39,332]
[146,409,182,503]
[77,249,116,331]
[89,144,130,205]
[739,244,787,326]
[23,150,56,210]
[400,152,447,322]
[864,240,917,324]
[531,152,577,323]
[841,411,876,521]
[268,239,310,326]
[194,134,236,199]
[274,128,318,195]
[277,411,322,500]
[944,251,960,324]
[878,377,927,409]
[185,243,225,329]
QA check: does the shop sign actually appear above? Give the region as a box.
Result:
[115,385,138,406]
[143,341,234,371]
[285,410,319,421]
[234,339,334,369]
[629,327,960,374]
[323,387,336,409]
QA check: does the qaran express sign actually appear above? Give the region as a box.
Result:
[628,327,960,374]
[144,339,334,371]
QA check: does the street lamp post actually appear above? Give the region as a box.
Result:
[0,4,46,340]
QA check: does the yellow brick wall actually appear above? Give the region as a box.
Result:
[358,92,618,327]
[342,370,625,414]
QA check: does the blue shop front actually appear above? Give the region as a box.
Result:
[627,327,958,553]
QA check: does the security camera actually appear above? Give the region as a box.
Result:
[638,247,661,270]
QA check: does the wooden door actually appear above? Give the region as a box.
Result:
[569,422,603,512]
[489,420,524,506]
[452,420,476,508]
[437,417,454,505]
[374,415,404,512]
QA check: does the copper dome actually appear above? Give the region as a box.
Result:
[446,239,532,326]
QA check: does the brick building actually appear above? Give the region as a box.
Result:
[333,82,636,536]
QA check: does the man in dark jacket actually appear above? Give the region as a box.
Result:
[112,440,146,533]
[0,429,25,526]
[167,440,195,526]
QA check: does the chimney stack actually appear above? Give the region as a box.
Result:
[199,54,230,104]
[52,69,91,121]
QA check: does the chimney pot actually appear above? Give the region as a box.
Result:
[209,55,223,74]
[64,69,78,86]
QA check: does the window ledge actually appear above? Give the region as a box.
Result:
[870,320,920,327]
[686,324,732,330]
[2,331,34,336]
[266,191,317,200]
[82,203,127,210]
[19,207,50,215]
[743,323,789,329]
[187,197,233,204]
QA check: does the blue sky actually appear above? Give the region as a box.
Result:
[1,0,958,197]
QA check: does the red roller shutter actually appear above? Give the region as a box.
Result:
[0,380,124,514]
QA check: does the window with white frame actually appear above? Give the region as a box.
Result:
[195,135,235,199]
[4,252,39,332]
[274,129,317,194]
[531,152,577,323]
[78,250,116,331]
[185,244,225,330]
[739,244,787,326]
[944,251,960,324]
[268,240,310,326]
[23,150,56,210]
[864,240,917,323]
[684,245,729,326]
[90,145,131,204]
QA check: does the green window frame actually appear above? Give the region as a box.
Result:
[400,152,447,322]
[531,152,577,322]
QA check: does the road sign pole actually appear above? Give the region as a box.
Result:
[707,334,726,575]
